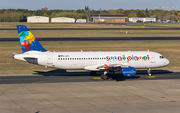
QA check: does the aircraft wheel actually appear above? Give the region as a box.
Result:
[90,71,96,76]
[101,74,109,80]
[147,68,152,76]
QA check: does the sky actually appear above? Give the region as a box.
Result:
[0,0,180,10]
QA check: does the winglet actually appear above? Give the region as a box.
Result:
[104,64,110,69]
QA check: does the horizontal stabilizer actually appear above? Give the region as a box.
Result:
[12,53,20,55]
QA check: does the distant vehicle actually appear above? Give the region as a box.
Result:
[14,25,169,79]
[98,15,107,23]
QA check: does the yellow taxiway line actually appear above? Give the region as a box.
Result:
[147,76,156,78]
[0,81,44,96]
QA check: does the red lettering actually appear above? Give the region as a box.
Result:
[106,56,110,61]
[127,56,132,63]
[147,55,149,60]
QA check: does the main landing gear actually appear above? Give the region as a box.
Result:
[147,68,152,76]
[101,71,109,80]
[90,71,109,80]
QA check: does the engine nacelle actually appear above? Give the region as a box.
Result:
[113,67,136,77]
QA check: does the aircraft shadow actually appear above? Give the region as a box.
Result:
[34,69,173,82]
[136,70,173,75]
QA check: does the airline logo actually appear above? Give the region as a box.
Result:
[106,55,150,63]
[58,55,69,57]
[19,31,35,51]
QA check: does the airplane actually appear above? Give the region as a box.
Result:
[98,15,107,23]
[14,25,170,79]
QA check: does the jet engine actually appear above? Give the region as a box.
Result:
[113,67,136,77]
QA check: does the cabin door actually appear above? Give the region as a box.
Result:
[151,54,156,63]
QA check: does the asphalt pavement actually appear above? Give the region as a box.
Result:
[0,70,178,84]
[1,70,180,113]
[1,37,180,42]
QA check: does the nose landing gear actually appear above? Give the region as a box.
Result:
[147,68,152,76]
[147,68,155,78]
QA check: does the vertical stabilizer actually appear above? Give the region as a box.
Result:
[16,25,47,53]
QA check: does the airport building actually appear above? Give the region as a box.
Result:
[129,18,156,23]
[27,16,49,23]
[51,17,75,23]
[76,19,86,23]
[89,14,126,23]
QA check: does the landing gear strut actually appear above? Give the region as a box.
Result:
[147,68,152,76]
[90,71,96,76]
[101,71,109,80]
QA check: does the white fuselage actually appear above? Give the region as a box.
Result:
[14,51,169,71]
[98,19,105,23]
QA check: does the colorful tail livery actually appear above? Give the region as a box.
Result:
[16,25,47,53]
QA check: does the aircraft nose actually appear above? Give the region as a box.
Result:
[165,59,170,66]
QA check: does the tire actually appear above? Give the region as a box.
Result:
[101,74,109,80]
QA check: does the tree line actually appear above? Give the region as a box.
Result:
[0,8,179,22]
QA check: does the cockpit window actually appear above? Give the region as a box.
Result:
[159,56,164,59]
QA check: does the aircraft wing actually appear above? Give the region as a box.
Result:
[85,63,130,71]
[97,63,130,70]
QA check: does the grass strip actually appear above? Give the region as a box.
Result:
[0,30,180,38]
